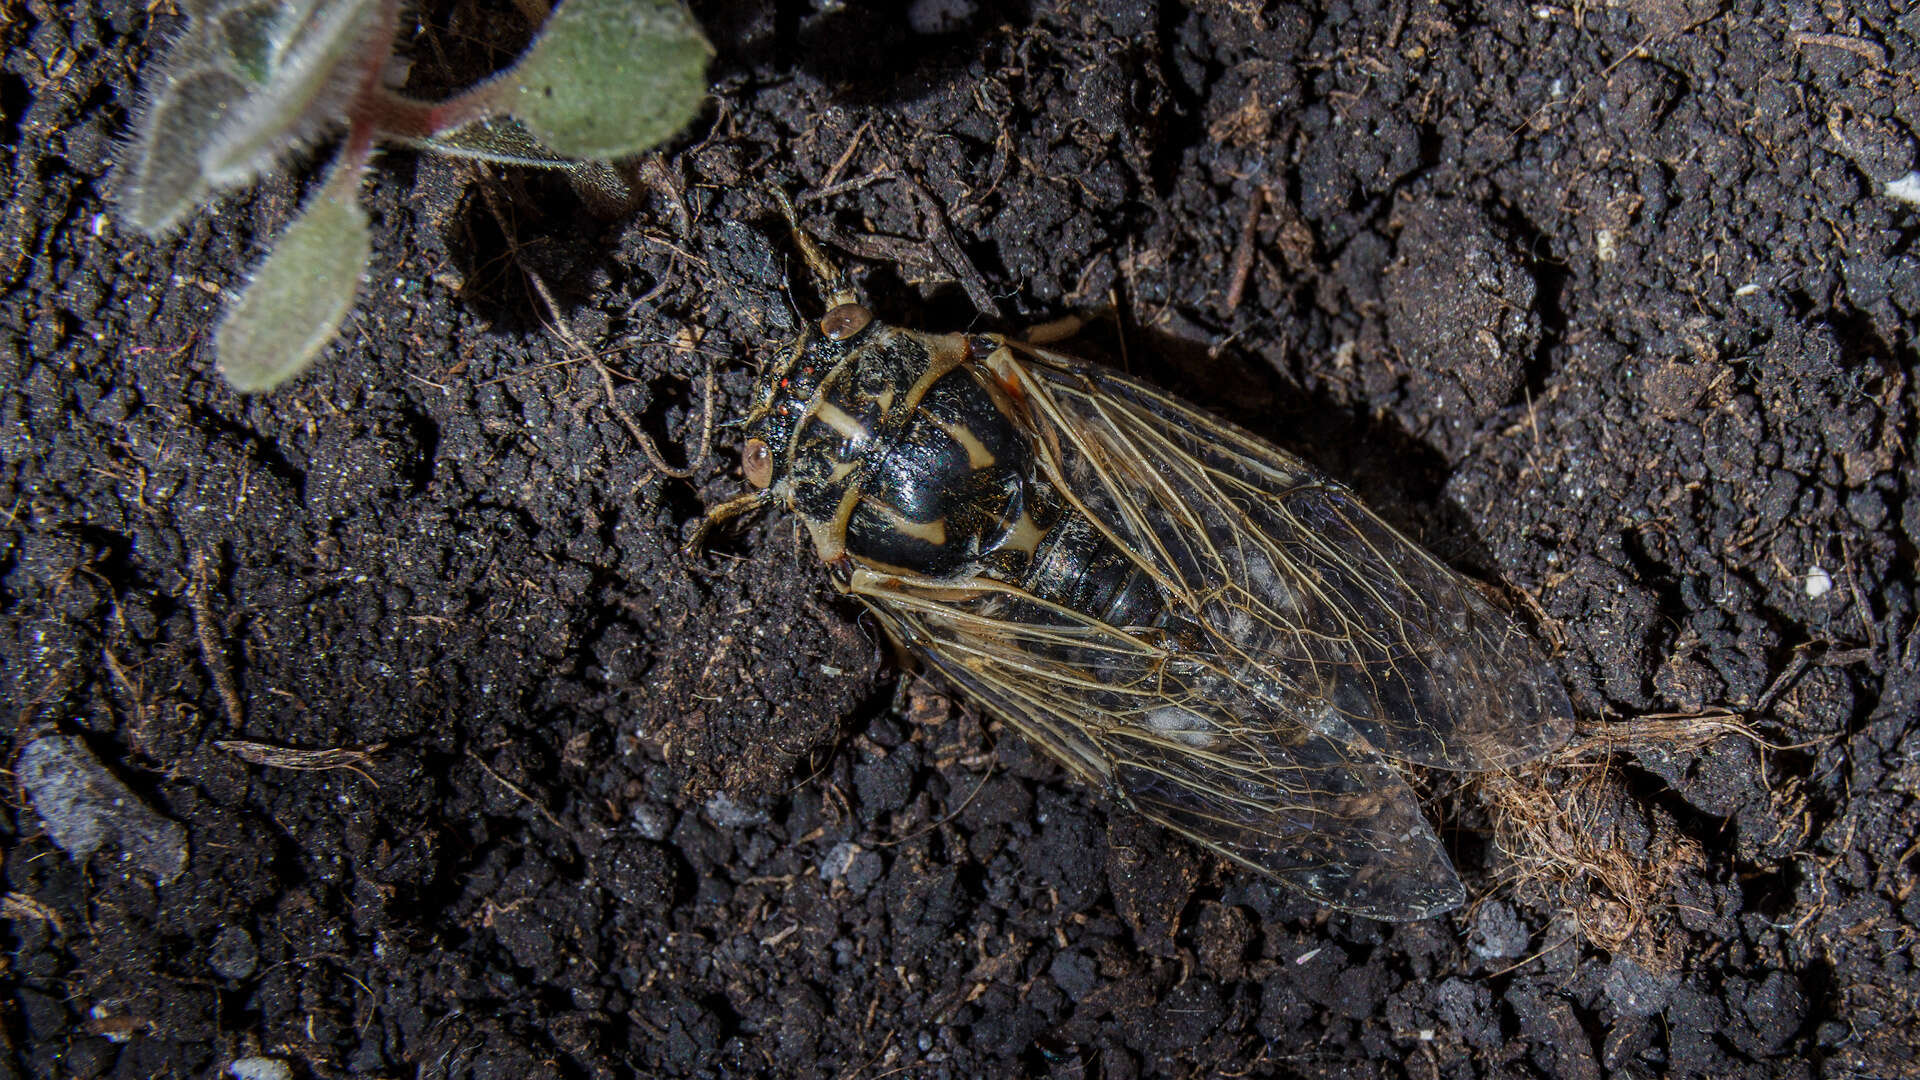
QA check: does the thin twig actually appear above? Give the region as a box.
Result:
[902,173,1004,321]
[821,118,872,191]
[467,166,716,480]
[467,749,565,831]
[0,892,65,934]
[592,351,714,480]
[101,646,149,742]
[1788,31,1886,65]
[216,740,386,786]
[1841,537,1881,653]
[802,169,899,204]
[637,154,693,237]
[522,264,715,480]
[1224,186,1265,312]
[190,550,244,729]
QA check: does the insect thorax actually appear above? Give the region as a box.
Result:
[755,325,1047,580]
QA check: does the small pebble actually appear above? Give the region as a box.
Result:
[630,802,671,841]
[208,926,258,980]
[228,1058,293,1080]
[818,841,883,894]
[18,736,187,882]
[703,792,767,828]
[1467,901,1528,961]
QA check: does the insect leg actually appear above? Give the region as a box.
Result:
[686,489,773,554]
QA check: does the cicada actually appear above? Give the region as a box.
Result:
[707,196,1572,920]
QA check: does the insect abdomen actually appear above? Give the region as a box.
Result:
[1017,508,1165,629]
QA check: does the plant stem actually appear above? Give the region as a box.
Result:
[364,84,504,142]
[325,114,380,202]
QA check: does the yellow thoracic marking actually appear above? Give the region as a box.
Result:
[812,400,870,446]
[998,510,1045,559]
[939,418,998,470]
[805,516,845,562]
[866,497,949,545]
[900,331,970,417]
[810,481,866,561]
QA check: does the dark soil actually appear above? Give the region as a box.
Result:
[4,0,1917,1077]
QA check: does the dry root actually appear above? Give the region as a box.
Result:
[1476,710,1779,967]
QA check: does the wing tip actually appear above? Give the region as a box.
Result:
[1327,862,1468,922]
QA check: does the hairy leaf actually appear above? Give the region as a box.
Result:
[201,0,397,185]
[120,62,253,233]
[501,0,711,159]
[119,0,397,232]
[418,117,631,207]
[215,172,370,392]
[215,3,295,82]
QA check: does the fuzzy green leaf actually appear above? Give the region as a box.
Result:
[500,0,711,160]
[120,0,395,233]
[418,116,632,206]
[201,0,396,186]
[215,179,370,392]
[421,116,579,168]
[216,3,295,83]
[120,63,253,233]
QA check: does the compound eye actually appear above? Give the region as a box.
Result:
[819,303,873,341]
[742,438,774,489]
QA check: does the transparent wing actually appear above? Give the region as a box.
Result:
[847,568,1468,920]
[846,341,1570,919]
[991,341,1573,773]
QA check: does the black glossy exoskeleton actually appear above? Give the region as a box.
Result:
[710,197,1572,920]
[738,314,1159,628]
